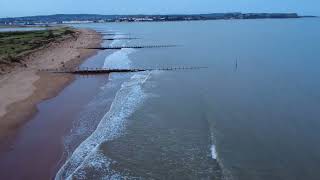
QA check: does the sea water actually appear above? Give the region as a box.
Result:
[58,18,320,180]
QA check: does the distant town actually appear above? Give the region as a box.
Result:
[0,13,315,26]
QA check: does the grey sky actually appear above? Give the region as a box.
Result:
[0,0,319,18]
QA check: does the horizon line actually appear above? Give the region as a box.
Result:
[1,12,314,19]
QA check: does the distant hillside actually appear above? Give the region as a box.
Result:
[0,13,310,25]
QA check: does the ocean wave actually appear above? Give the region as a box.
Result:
[102,33,136,69]
[69,148,124,180]
[102,48,136,69]
[62,78,121,158]
[56,32,147,179]
[55,71,151,180]
[208,124,218,160]
[211,144,217,160]
[109,34,126,47]
[62,32,133,158]
[207,118,234,180]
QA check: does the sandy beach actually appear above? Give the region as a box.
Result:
[0,28,101,143]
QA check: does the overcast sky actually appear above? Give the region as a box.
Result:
[0,0,319,18]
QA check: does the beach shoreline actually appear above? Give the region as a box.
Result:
[0,28,102,145]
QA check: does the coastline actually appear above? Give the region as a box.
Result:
[0,28,102,143]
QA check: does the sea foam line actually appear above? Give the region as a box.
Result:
[102,34,136,69]
[211,144,217,160]
[103,48,136,69]
[63,33,133,158]
[56,32,145,179]
[55,72,150,179]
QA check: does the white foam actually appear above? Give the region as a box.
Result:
[208,122,218,160]
[109,34,126,47]
[68,146,123,180]
[103,48,136,69]
[211,144,217,160]
[62,33,134,158]
[102,33,136,69]
[62,78,122,157]
[55,72,151,180]
[56,32,146,179]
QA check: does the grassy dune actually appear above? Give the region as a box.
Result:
[0,27,75,65]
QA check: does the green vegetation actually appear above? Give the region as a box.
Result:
[0,27,75,64]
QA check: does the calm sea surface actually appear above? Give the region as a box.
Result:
[53,18,320,179]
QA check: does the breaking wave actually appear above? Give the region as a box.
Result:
[211,144,217,160]
[56,32,149,179]
[56,71,151,179]
[103,48,136,69]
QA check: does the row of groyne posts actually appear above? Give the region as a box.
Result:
[40,31,207,74]
[39,67,208,75]
[84,44,178,50]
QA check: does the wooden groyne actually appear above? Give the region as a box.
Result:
[84,45,178,50]
[102,33,129,36]
[103,38,140,40]
[84,33,129,36]
[39,67,207,75]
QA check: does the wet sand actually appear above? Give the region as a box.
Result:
[0,29,101,142]
[0,75,109,179]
